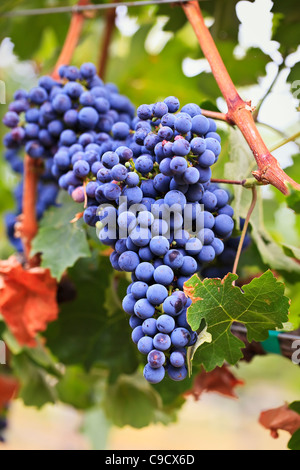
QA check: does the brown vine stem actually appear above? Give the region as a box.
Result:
[211,177,264,188]
[232,186,257,284]
[98,2,117,79]
[52,0,90,80]
[21,156,42,266]
[200,109,234,124]
[182,1,300,196]
[211,178,246,186]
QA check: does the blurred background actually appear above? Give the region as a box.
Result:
[0,0,299,450]
[1,356,299,450]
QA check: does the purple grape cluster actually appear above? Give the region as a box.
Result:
[3,68,236,384]
[87,97,234,383]
[2,63,135,250]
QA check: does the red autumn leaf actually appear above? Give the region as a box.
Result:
[0,375,19,411]
[259,404,300,439]
[0,256,59,347]
[185,365,244,400]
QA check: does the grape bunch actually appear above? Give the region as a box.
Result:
[85,97,235,383]
[2,62,135,250]
[3,65,236,385]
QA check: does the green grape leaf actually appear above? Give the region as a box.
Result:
[24,341,62,379]
[56,366,102,410]
[187,326,212,377]
[216,43,270,87]
[185,271,290,371]
[153,373,194,412]
[271,0,300,54]
[283,244,300,260]
[0,320,6,338]
[288,402,300,450]
[108,24,209,105]
[287,61,300,89]
[288,429,300,451]
[286,188,300,214]
[0,0,23,14]
[158,3,187,33]
[289,401,300,415]
[201,0,240,42]
[200,100,220,112]
[45,255,139,376]
[31,193,91,281]
[1,0,68,60]
[286,154,300,183]
[11,352,57,408]
[103,373,173,428]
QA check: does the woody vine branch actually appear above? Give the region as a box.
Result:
[182,0,300,196]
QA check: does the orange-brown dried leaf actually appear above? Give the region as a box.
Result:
[0,375,19,411]
[0,256,59,347]
[183,282,202,303]
[185,365,244,400]
[259,404,300,439]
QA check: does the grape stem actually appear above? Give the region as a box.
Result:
[52,0,90,80]
[98,2,117,79]
[269,131,300,153]
[211,178,246,186]
[182,0,300,196]
[20,156,42,267]
[232,186,257,283]
[210,177,264,187]
[200,109,234,124]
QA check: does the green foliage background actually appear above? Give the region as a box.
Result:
[0,0,299,449]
